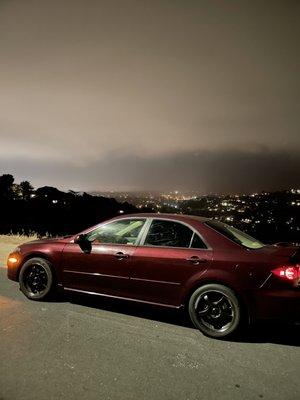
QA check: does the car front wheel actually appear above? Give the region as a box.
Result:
[188,283,242,338]
[19,257,55,300]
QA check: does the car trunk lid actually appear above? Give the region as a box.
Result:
[259,244,300,263]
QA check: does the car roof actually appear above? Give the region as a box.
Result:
[118,213,211,223]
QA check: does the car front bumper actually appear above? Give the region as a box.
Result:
[6,252,23,282]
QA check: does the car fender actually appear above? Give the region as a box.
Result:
[13,244,66,282]
[180,267,251,311]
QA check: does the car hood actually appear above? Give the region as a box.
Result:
[25,235,74,246]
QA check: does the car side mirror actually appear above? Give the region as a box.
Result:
[74,234,92,254]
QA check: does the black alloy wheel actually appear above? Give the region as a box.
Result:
[188,283,242,338]
[19,257,54,300]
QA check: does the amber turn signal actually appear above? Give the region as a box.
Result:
[7,256,18,264]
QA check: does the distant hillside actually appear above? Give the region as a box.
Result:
[0,174,152,236]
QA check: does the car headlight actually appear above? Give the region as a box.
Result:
[7,247,22,267]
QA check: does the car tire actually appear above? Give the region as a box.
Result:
[19,257,55,301]
[188,283,242,339]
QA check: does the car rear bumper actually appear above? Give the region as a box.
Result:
[251,289,300,322]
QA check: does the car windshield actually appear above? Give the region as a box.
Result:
[206,220,265,249]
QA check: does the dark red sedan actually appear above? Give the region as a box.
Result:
[7,213,300,338]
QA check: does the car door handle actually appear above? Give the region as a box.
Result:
[114,252,129,260]
[186,256,207,265]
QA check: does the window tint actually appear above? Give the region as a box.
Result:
[190,233,207,249]
[144,220,193,248]
[206,220,265,249]
[86,219,145,245]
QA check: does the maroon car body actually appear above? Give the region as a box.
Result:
[7,213,300,337]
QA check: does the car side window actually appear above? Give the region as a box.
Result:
[86,219,145,245]
[190,232,207,249]
[144,220,194,248]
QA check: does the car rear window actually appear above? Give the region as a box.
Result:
[143,219,208,249]
[206,220,265,249]
[144,220,193,248]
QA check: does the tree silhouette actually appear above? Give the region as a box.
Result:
[19,181,34,201]
[0,174,14,200]
[0,174,147,237]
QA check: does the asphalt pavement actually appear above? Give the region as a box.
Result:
[0,267,299,400]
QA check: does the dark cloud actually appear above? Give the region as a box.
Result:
[1,148,299,194]
[0,0,299,192]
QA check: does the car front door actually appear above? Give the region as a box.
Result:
[61,218,146,298]
[129,219,212,306]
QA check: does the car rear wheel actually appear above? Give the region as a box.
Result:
[188,283,241,338]
[19,257,55,300]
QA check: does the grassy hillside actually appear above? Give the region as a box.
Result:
[0,235,37,267]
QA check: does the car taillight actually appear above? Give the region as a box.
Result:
[272,265,300,281]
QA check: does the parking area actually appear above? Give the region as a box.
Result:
[0,267,299,400]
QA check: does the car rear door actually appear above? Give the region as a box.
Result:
[129,218,212,306]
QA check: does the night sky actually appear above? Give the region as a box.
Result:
[0,0,299,193]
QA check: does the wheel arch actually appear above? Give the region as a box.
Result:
[182,278,251,323]
[17,252,58,282]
